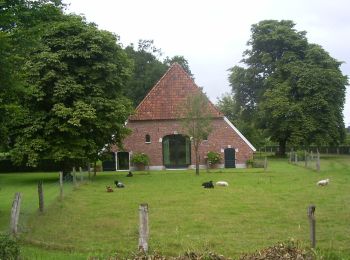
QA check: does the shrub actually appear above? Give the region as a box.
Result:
[0,233,20,260]
[207,151,221,165]
[246,158,254,168]
[131,152,150,166]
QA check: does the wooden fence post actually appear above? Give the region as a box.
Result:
[87,163,91,181]
[38,181,44,213]
[79,167,83,182]
[316,151,320,172]
[295,153,298,164]
[73,167,77,187]
[264,156,267,171]
[307,205,316,249]
[59,171,63,200]
[304,150,308,168]
[138,203,149,253]
[10,192,22,236]
[289,151,292,163]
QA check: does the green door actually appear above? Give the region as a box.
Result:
[163,135,191,168]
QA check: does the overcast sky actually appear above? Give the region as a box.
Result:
[63,0,350,126]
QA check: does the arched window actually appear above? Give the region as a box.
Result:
[145,134,151,143]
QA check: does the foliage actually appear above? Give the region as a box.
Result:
[238,241,314,260]
[342,130,350,145]
[216,93,266,147]
[164,55,194,78]
[206,151,221,165]
[228,20,348,156]
[124,40,193,106]
[7,13,133,171]
[0,233,20,260]
[0,0,65,151]
[131,152,150,166]
[181,92,213,175]
[246,158,254,168]
[124,40,168,106]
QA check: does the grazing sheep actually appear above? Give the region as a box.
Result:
[126,171,133,177]
[216,181,229,187]
[114,180,125,188]
[317,178,329,186]
[202,181,214,189]
[106,186,114,192]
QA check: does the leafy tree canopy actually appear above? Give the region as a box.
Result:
[0,0,65,150]
[216,93,265,148]
[164,55,194,78]
[181,92,213,175]
[8,13,133,171]
[124,40,193,106]
[228,20,348,155]
[124,40,168,106]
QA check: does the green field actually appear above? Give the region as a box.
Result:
[1,155,349,259]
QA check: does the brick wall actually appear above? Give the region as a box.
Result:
[114,118,254,168]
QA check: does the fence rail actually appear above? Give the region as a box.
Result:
[258,146,350,155]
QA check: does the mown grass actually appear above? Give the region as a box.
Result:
[1,155,349,259]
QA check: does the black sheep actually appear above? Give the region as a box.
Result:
[126,171,133,177]
[114,180,125,188]
[202,180,214,189]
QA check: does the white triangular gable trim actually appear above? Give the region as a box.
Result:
[223,117,256,152]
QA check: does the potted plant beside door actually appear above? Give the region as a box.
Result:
[131,152,150,171]
[207,151,221,169]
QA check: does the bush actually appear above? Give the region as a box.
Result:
[246,158,254,168]
[131,152,150,166]
[207,151,221,165]
[0,233,20,260]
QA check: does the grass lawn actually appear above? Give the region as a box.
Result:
[1,155,350,259]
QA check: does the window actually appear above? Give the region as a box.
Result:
[145,134,151,143]
[203,133,209,141]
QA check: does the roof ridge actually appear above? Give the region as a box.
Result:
[130,62,222,120]
[134,63,178,113]
[172,63,223,117]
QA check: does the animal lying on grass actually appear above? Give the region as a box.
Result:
[106,186,114,192]
[317,178,329,186]
[114,180,125,188]
[126,171,133,177]
[216,181,229,187]
[202,181,214,188]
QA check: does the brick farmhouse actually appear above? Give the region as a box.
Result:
[107,63,255,170]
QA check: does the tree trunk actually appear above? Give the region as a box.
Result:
[277,139,287,157]
[93,161,97,177]
[195,146,199,175]
[60,160,73,181]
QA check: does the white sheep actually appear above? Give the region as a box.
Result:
[216,181,229,187]
[317,178,329,186]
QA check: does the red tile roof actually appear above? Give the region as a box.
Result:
[129,63,222,121]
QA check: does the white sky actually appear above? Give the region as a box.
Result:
[64,0,350,126]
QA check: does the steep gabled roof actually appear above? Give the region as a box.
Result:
[129,63,222,121]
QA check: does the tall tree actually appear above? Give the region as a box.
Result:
[9,14,133,174]
[164,55,193,78]
[124,40,193,106]
[181,92,213,175]
[0,0,65,150]
[124,40,168,106]
[229,20,347,155]
[216,93,265,148]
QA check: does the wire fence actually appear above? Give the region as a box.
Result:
[258,146,350,155]
[288,150,320,171]
[3,169,92,236]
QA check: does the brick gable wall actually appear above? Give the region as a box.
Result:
[115,118,254,168]
[130,63,222,121]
